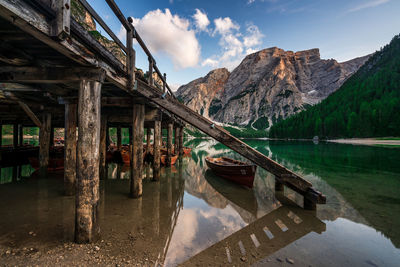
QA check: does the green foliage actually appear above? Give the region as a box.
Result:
[223,126,268,138]
[270,34,400,139]
[253,117,270,130]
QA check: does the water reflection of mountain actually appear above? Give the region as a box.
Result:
[267,141,400,248]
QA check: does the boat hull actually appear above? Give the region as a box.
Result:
[205,157,256,188]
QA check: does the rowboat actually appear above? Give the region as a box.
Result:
[183,147,192,155]
[205,157,257,188]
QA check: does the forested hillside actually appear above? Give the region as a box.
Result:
[269,34,400,139]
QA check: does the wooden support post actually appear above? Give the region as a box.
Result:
[18,124,23,145]
[117,126,122,150]
[179,127,184,157]
[304,197,317,211]
[174,127,179,155]
[275,179,284,192]
[64,103,77,195]
[153,121,161,181]
[99,115,107,180]
[130,104,144,198]
[13,124,18,148]
[146,128,151,154]
[167,122,173,166]
[148,57,153,86]
[51,0,71,39]
[50,127,54,147]
[163,73,166,93]
[39,113,51,178]
[75,80,102,243]
[126,27,135,90]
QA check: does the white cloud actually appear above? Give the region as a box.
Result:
[347,0,390,13]
[128,9,200,69]
[213,17,240,36]
[193,9,210,32]
[203,20,264,70]
[201,58,219,67]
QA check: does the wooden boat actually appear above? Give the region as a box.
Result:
[28,157,64,172]
[205,157,256,188]
[161,154,178,166]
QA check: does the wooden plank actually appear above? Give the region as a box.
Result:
[130,103,144,198]
[17,101,42,127]
[75,79,102,243]
[146,127,151,154]
[167,122,173,166]
[126,28,134,89]
[153,120,161,181]
[0,66,106,83]
[64,102,77,196]
[39,113,51,178]
[148,58,153,86]
[105,0,131,31]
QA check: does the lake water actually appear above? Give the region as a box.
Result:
[0,139,399,266]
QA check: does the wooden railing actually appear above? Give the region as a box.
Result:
[78,0,176,98]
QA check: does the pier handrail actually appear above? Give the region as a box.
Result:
[78,0,176,98]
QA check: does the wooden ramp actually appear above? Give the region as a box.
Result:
[0,0,325,208]
[182,202,326,265]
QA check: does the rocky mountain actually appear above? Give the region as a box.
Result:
[176,47,370,129]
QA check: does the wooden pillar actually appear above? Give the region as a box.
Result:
[275,179,284,192]
[179,127,184,157]
[174,126,179,155]
[13,124,18,148]
[64,103,77,196]
[18,124,23,145]
[99,115,107,180]
[146,128,151,154]
[75,80,102,243]
[166,122,173,166]
[148,58,153,86]
[130,104,144,198]
[304,198,317,211]
[50,127,54,147]
[117,126,122,150]
[39,113,51,178]
[153,121,161,181]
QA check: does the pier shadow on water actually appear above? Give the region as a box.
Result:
[0,139,400,266]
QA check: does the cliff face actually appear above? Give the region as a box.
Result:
[176,47,369,129]
[176,68,230,119]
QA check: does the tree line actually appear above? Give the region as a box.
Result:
[269,34,400,139]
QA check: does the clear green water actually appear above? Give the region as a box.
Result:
[1,138,399,266]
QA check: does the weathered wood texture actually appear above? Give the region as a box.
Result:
[178,127,184,157]
[117,126,121,150]
[39,113,51,178]
[75,80,101,243]
[166,123,173,166]
[148,58,153,86]
[130,104,144,198]
[64,103,77,196]
[13,124,18,148]
[174,127,180,155]
[146,128,151,153]
[153,120,161,181]
[99,115,107,180]
[18,124,23,145]
[51,0,71,39]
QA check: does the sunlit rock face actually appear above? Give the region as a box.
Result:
[177,47,369,128]
[176,68,230,119]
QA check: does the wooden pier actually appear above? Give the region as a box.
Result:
[0,0,325,243]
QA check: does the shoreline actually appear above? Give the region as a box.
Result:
[327,138,400,146]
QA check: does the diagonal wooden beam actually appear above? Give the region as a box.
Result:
[3,92,42,127]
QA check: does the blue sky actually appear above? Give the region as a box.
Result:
[87,0,400,90]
